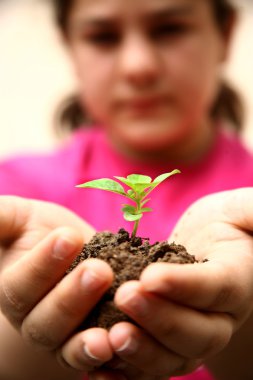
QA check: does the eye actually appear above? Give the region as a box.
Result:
[83,31,121,47]
[151,23,190,40]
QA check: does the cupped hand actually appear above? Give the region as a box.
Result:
[0,196,115,373]
[89,188,253,380]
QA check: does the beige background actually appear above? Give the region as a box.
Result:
[0,0,253,159]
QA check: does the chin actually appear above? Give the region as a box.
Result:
[122,126,182,148]
[121,134,175,153]
[109,117,189,153]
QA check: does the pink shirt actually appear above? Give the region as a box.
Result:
[1,126,253,379]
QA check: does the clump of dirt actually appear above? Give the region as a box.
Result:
[67,228,198,329]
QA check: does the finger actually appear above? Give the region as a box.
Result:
[21,259,113,351]
[109,322,200,377]
[171,188,253,244]
[0,196,95,250]
[140,261,253,319]
[58,328,113,371]
[0,196,31,240]
[0,227,84,327]
[115,281,233,359]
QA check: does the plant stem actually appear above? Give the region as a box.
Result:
[131,219,140,239]
[131,197,141,239]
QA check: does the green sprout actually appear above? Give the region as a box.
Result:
[77,170,180,239]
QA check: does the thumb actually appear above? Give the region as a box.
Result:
[171,187,253,243]
[0,196,31,240]
[218,187,253,230]
[0,195,96,245]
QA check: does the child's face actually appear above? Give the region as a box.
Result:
[66,0,231,158]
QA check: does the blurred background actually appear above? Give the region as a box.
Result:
[0,0,253,159]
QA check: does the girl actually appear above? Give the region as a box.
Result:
[1,0,253,379]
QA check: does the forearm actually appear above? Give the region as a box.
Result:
[0,313,84,380]
[206,310,253,380]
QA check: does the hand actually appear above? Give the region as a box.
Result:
[0,196,115,373]
[89,188,253,380]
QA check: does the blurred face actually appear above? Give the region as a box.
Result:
[66,0,231,160]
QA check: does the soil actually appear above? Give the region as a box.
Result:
[67,228,198,330]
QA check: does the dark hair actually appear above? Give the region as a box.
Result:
[52,0,244,131]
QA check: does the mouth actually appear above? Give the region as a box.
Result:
[119,95,168,114]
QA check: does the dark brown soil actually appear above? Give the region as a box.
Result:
[67,228,198,329]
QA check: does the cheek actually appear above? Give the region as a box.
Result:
[73,51,113,119]
[165,38,221,112]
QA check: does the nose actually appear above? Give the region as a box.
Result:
[117,33,160,87]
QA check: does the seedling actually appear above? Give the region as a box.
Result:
[77,170,180,238]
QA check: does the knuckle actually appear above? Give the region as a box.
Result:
[22,321,57,351]
[0,274,28,323]
[209,265,246,312]
[210,283,233,310]
[28,261,53,283]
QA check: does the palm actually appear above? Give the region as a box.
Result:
[0,196,95,268]
[170,188,253,262]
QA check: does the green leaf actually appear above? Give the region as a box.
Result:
[153,170,181,184]
[133,184,153,193]
[126,174,152,184]
[141,198,151,207]
[140,207,152,213]
[123,211,143,222]
[127,189,135,198]
[122,205,136,213]
[77,178,126,196]
[115,176,152,195]
[77,170,181,239]
[114,176,135,189]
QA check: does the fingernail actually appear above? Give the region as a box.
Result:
[53,236,77,260]
[83,344,103,366]
[118,293,149,318]
[116,336,138,355]
[81,269,104,292]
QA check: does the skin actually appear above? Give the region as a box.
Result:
[65,0,231,163]
[0,196,107,380]
[1,0,249,379]
[89,189,253,380]
[1,190,253,380]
